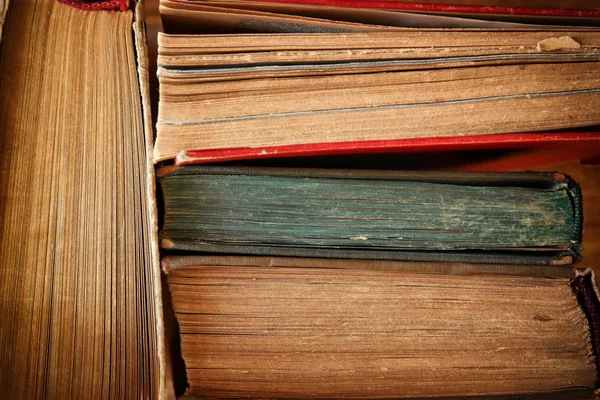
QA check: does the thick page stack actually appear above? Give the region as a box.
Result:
[164,256,600,399]
[0,0,164,398]
[156,30,600,163]
[154,0,600,164]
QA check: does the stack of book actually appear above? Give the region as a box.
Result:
[158,168,599,398]
[155,1,600,399]
[1,0,600,399]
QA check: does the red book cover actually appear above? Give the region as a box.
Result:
[176,133,600,165]
[57,0,129,11]
[251,0,600,18]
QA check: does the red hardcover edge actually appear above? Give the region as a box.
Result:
[175,132,600,165]
[57,0,130,12]
[253,0,600,18]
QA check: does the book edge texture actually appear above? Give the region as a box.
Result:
[133,1,167,399]
[166,257,600,398]
[574,268,600,392]
[158,168,582,265]
[0,0,8,41]
[161,255,576,279]
[177,391,596,400]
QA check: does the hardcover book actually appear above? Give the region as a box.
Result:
[2,1,599,399]
[163,255,600,399]
[155,0,600,165]
[0,0,165,398]
[158,167,583,265]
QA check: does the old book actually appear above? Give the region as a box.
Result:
[158,167,583,265]
[155,28,600,163]
[163,255,600,399]
[159,0,600,34]
[0,0,164,398]
[155,1,600,164]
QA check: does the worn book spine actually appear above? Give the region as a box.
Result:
[573,268,600,383]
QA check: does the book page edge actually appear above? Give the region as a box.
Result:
[0,0,8,42]
[133,2,168,399]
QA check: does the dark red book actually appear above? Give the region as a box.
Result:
[251,0,600,19]
[176,132,600,166]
